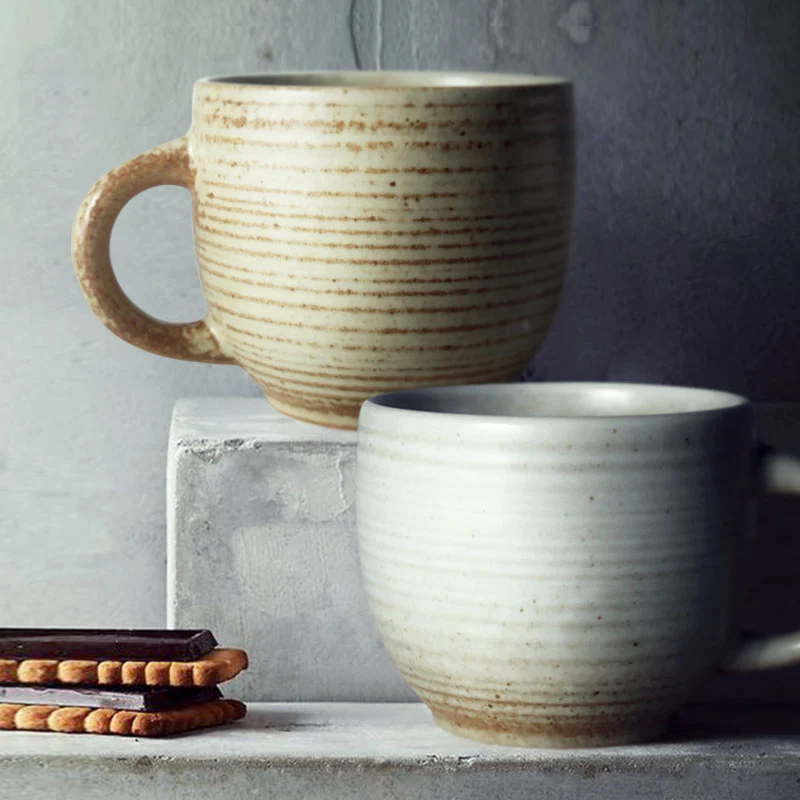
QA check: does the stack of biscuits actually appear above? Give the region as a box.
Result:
[0,628,247,737]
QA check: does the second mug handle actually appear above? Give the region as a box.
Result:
[720,448,800,671]
[72,137,232,364]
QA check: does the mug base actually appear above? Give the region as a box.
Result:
[431,710,670,749]
[261,367,528,430]
[264,391,360,431]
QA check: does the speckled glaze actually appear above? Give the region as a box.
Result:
[72,72,574,429]
[356,383,800,748]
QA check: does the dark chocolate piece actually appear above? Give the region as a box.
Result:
[0,685,222,711]
[0,629,217,661]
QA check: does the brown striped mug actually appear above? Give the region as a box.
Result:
[73,72,574,429]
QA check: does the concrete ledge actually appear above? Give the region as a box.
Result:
[1,703,798,799]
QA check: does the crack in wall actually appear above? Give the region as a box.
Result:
[348,0,363,69]
[348,0,382,70]
[375,0,383,69]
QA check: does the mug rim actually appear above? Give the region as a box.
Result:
[361,382,751,425]
[197,70,570,90]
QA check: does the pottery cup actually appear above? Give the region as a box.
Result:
[73,72,574,429]
[356,382,800,747]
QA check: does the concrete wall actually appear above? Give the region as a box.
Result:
[1,0,799,625]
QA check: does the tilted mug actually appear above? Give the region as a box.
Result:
[73,72,574,429]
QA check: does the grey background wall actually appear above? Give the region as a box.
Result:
[2,0,799,626]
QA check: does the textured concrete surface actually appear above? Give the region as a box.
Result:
[0,703,799,799]
[1,0,799,625]
[168,398,414,702]
[169,398,800,704]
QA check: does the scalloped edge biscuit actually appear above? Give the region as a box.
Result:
[0,699,246,736]
[0,648,247,687]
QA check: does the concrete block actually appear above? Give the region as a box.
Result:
[0,702,798,800]
[167,398,415,702]
[168,399,800,704]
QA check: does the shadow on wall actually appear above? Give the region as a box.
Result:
[699,489,800,708]
[519,1,800,400]
[530,205,800,400]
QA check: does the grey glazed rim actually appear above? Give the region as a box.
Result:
[198,71,570,89]
[361,382,752,425]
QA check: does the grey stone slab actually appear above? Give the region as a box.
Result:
[167,398,414,702]
[169,399,800,704]
[0,703,798,800]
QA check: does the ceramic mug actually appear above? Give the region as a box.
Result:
[72,72,574,429]
[356,382,800,748]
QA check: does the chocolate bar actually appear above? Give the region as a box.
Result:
[0,685,221,711]
[0,629,217,661]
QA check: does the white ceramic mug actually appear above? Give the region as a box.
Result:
[72,72,574,429]
[356,382,800,748]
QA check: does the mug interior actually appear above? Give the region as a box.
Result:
[366,382,748,420]
[201,71,568,89]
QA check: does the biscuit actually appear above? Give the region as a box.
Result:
[0,648,247,687]
[0,698,246,736]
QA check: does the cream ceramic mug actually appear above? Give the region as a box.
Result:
[73,72,574,429]
[356,382,800,748]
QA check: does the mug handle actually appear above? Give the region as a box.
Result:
[720,447,800,671]
[72,137,232,363]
